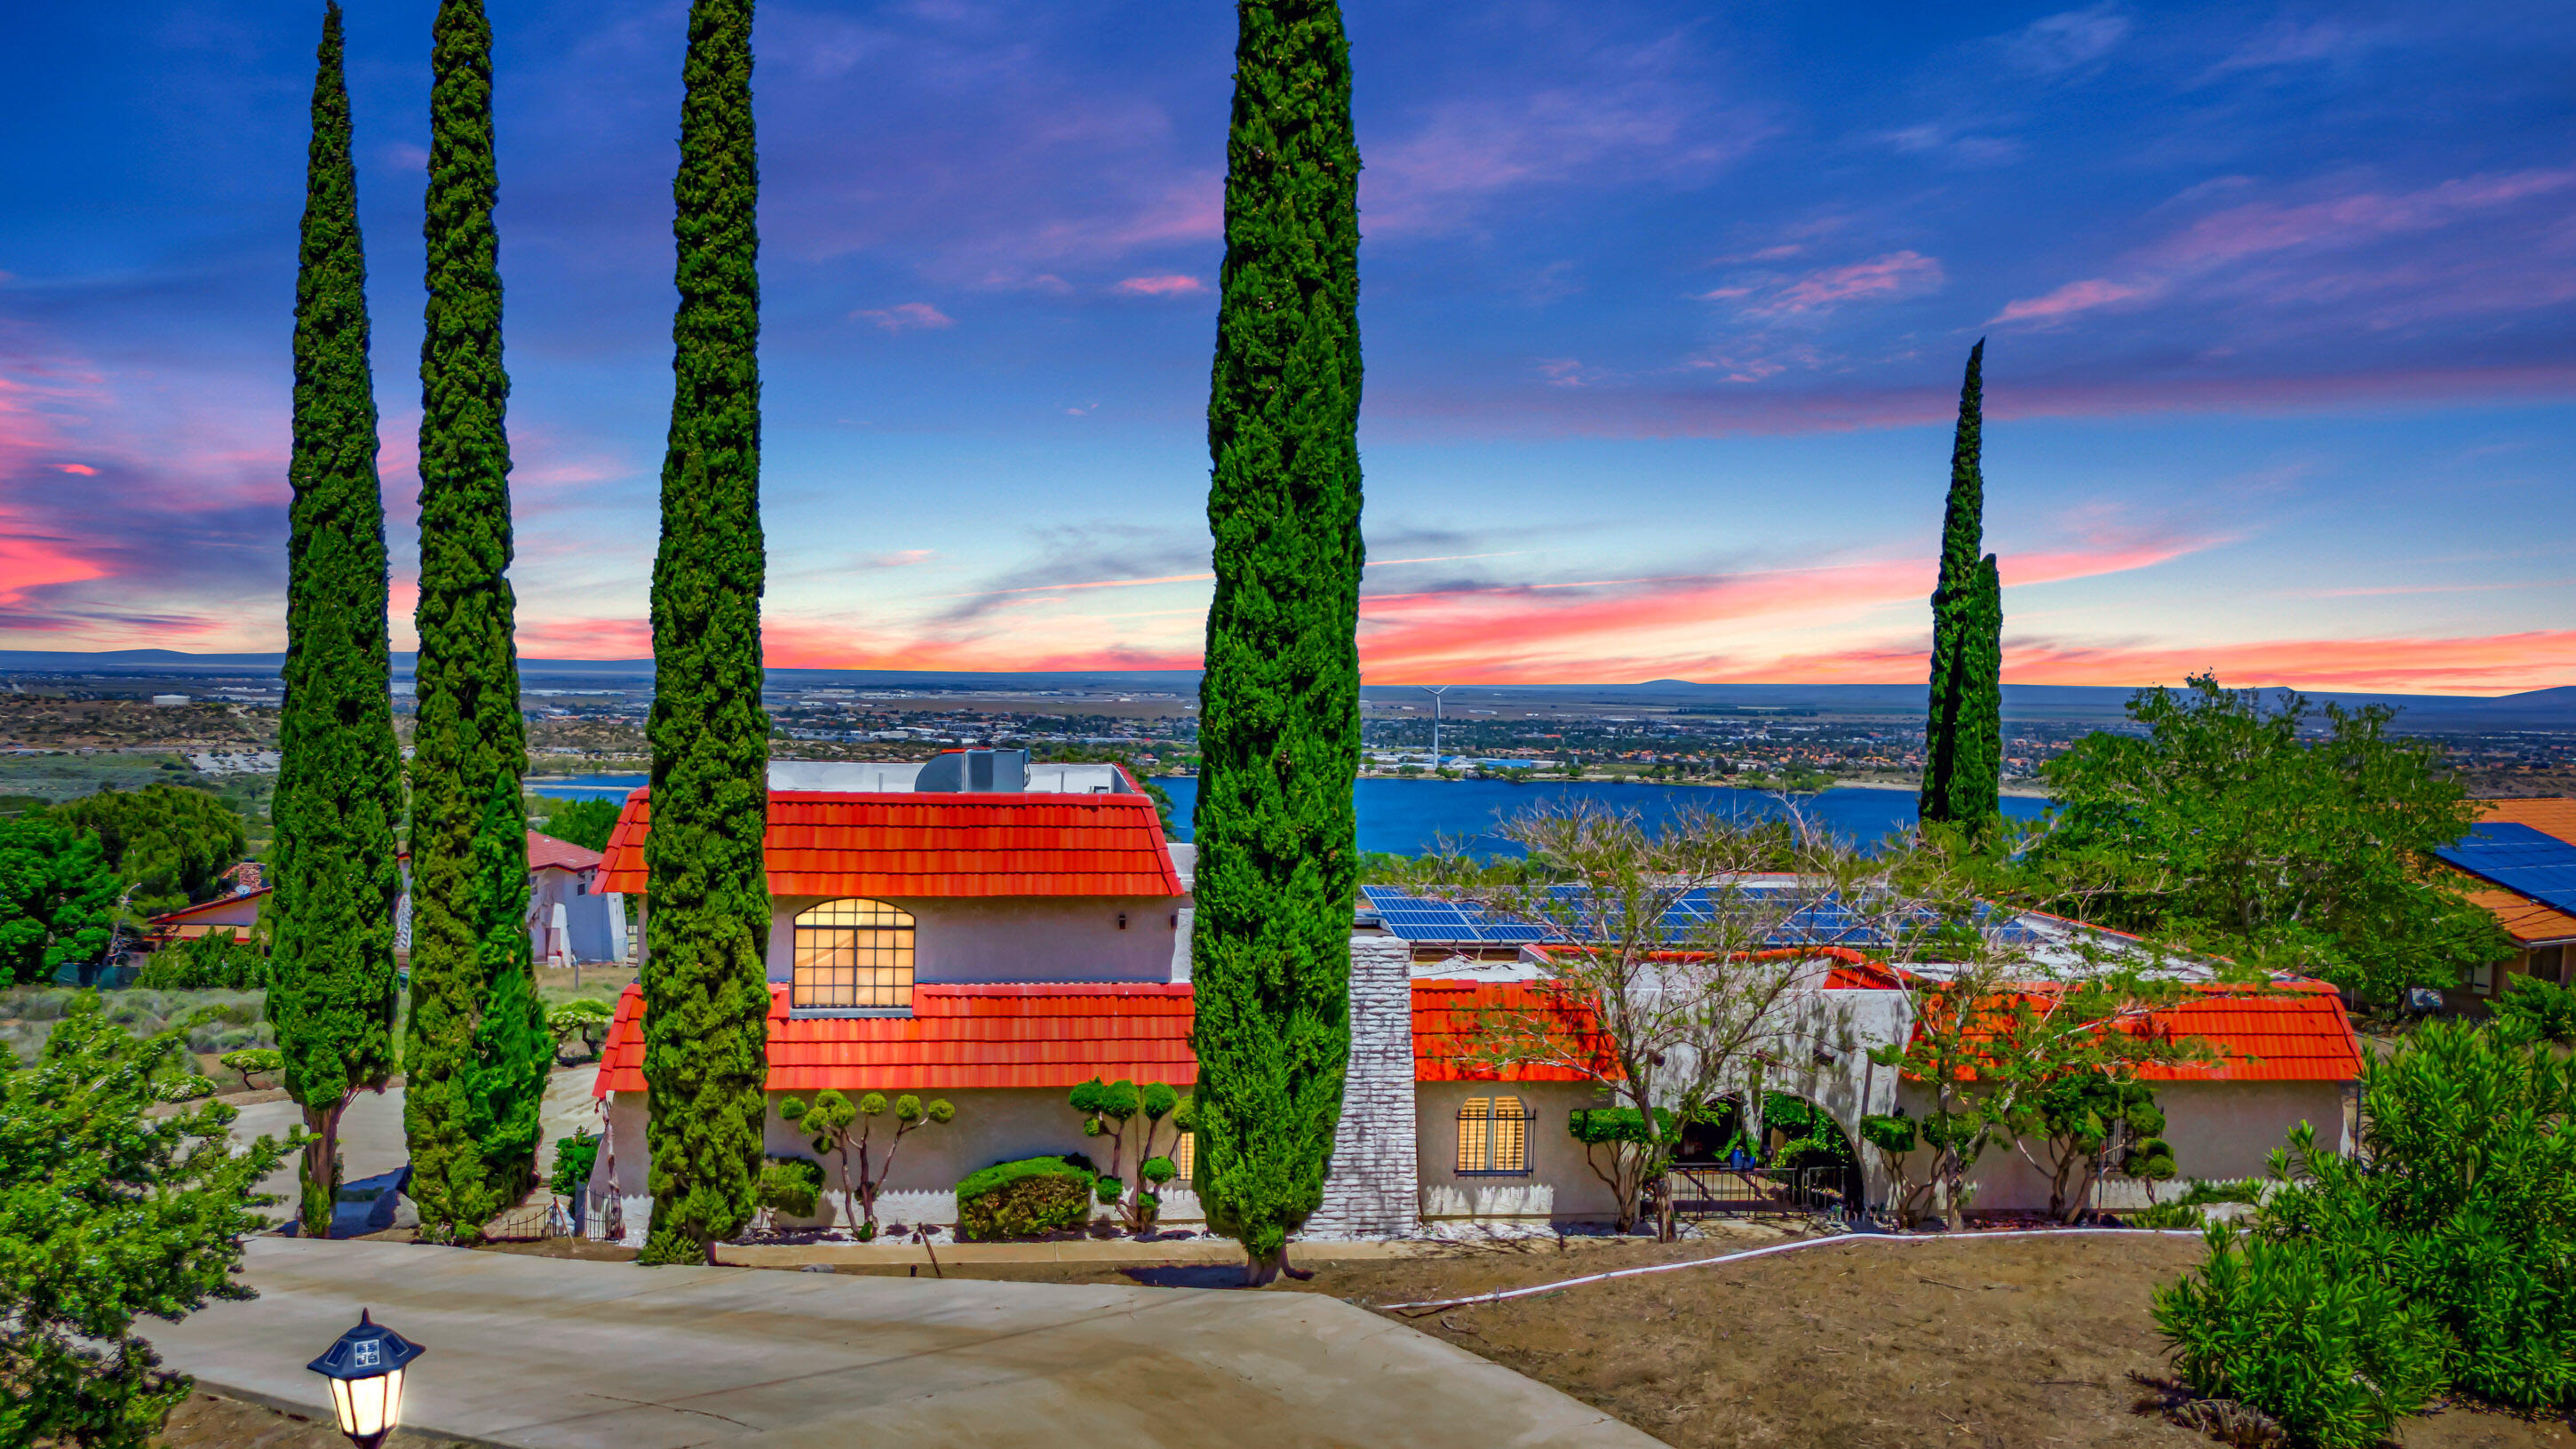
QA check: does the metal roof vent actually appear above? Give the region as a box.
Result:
[915,748,1029,793]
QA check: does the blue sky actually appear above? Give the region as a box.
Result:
[3,1,2573,689]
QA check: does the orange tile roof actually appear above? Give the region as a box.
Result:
[525,830,603,873]
[1411,979,1618,1083]
[593,978,1623,1095]
[1906,979,2363,1083]
[594,789,1185,900]
[592,981,1197,1095]
[147,886,272,925]
[2477,797,2576,846]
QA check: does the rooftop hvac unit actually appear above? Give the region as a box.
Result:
[915,747,1029,793]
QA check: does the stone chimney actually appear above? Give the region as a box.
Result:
[1304,935,1419,1238]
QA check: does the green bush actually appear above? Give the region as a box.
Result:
[2126,1200,2204,1230]
[548,1130,601,1198]
[217,1047,282,1089]
[2155,1222,2447,1448]
[2492,975,2576,1044]
[757,1155,826,1220]
[136,932,266,991]
[956,1156,1098,1240]
[2154,1020,2576,1435]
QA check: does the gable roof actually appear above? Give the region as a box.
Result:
[2450,801,2576,943]
[526,830,602,873]
[1904,978,2363,1083]
[595,789,1185,900]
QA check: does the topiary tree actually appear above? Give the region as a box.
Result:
[1857,1111,1936,1230]
[1,995,291,1447]
[751,1154,825,1236]
[219,1047,285,1093]
[779,1088,954,1241]
[1069,1077,1186,1232]
[545,999,615,1061]
[953,1156,1098,1241]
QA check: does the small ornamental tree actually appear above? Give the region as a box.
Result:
[779,1088,955,1240]
[1,995,290,1448]
[545,998,615,1060]
[1565,1106,1670,1234]
[1069,1077,1187,1231]
[2009,1074,2174,1222]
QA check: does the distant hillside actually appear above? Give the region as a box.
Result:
[6,649,2573,728]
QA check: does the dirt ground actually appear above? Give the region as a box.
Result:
[155,1390,469,1448]
[807,1229,2576,1449]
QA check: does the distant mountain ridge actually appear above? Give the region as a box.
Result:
[4,649,2572,728]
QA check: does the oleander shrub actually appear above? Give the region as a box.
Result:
[2154,1019,2576,1439]
[956,1156,1097,1240]
[2155,1222,2446,1449]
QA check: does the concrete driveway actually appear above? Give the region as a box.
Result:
[146,1238,1661,1449]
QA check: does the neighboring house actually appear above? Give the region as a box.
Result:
[394,829,625,967]
[2433,799,2576,1010]
[582,749,2361,1240]
[141,885,271,949]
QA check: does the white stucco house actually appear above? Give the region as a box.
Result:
[581,751,2365,1242]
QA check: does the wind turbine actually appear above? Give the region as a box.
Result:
[1422,685,1451,768]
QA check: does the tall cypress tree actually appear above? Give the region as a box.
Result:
[268,0,406,1238]
[639,0,771,1267]
[1920,339,2003,829]
[405,0,545,1242]
[1190,0,1365,1287]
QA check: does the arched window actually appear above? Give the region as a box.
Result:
[792,898,915,1009]
[1457,1095,1534,1175]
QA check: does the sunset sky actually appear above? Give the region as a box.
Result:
[4,2,2573,690]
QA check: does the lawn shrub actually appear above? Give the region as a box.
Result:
[2155,1221,2445,1449]
[956,1156,1097,1240]
[756,1155,826,1220]
[135,933,266,991]
[547,1130,600,1198]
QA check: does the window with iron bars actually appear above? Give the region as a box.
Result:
[1457,1095,1536,1175]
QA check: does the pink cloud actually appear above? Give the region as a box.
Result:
[1991,277,2160,325]
[1115,275,1205,297]
[1727,251,1944,319]
[855,302,955,333]
[52,463,98,476]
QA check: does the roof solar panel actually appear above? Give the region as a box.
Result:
[2435,821,2576,919]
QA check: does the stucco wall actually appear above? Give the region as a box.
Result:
[585,1086,1202,1238]
[1888,1077,2349,1215]
[1415,1079,1626,1225]
[764,895,1184,985]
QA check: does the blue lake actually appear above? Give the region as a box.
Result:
[528,772,2049,856]
[1154,776,2049,855]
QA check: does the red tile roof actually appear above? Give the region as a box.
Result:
[594,790,1184,900]
[1411,979,1618,1083]
[592,978,1618,1095]
[1906,979,2363,1083]
[592,981,1198,1095]
[147,886,273,925]
[526,830,603,873]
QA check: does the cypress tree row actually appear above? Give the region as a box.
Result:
[1920,339,2003,829]
[268,0,407,1238]
[1190,0,1366,1287]
[405,0,545,1242]
[639,0,772,1267]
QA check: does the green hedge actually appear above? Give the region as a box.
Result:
[957,1155,1098,1241]
[758,1155,827,1220]
[548,1130,601,1198]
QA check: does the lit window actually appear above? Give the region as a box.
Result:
[1170,1131,1194,1182]
[1457,1095,1533,1175]
[792,898,915,1009]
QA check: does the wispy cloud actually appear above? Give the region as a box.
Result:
[2000,4,2132,74]
[1721,251,1946,320]
[855,302,957,332]
[1114,275,1205,297]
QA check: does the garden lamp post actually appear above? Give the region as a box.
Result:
[306,1310,425,1449]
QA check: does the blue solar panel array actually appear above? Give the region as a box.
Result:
[1360,884,2044,949]
[2433,821,2576,918]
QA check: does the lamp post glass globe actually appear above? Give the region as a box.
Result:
[306,1309,425,1449]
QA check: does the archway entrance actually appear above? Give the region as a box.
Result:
[1658,1092,1862,1221]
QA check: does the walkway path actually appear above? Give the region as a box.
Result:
[147,1238,1662,1449]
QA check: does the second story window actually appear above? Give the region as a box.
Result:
[792,898,915,1010]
